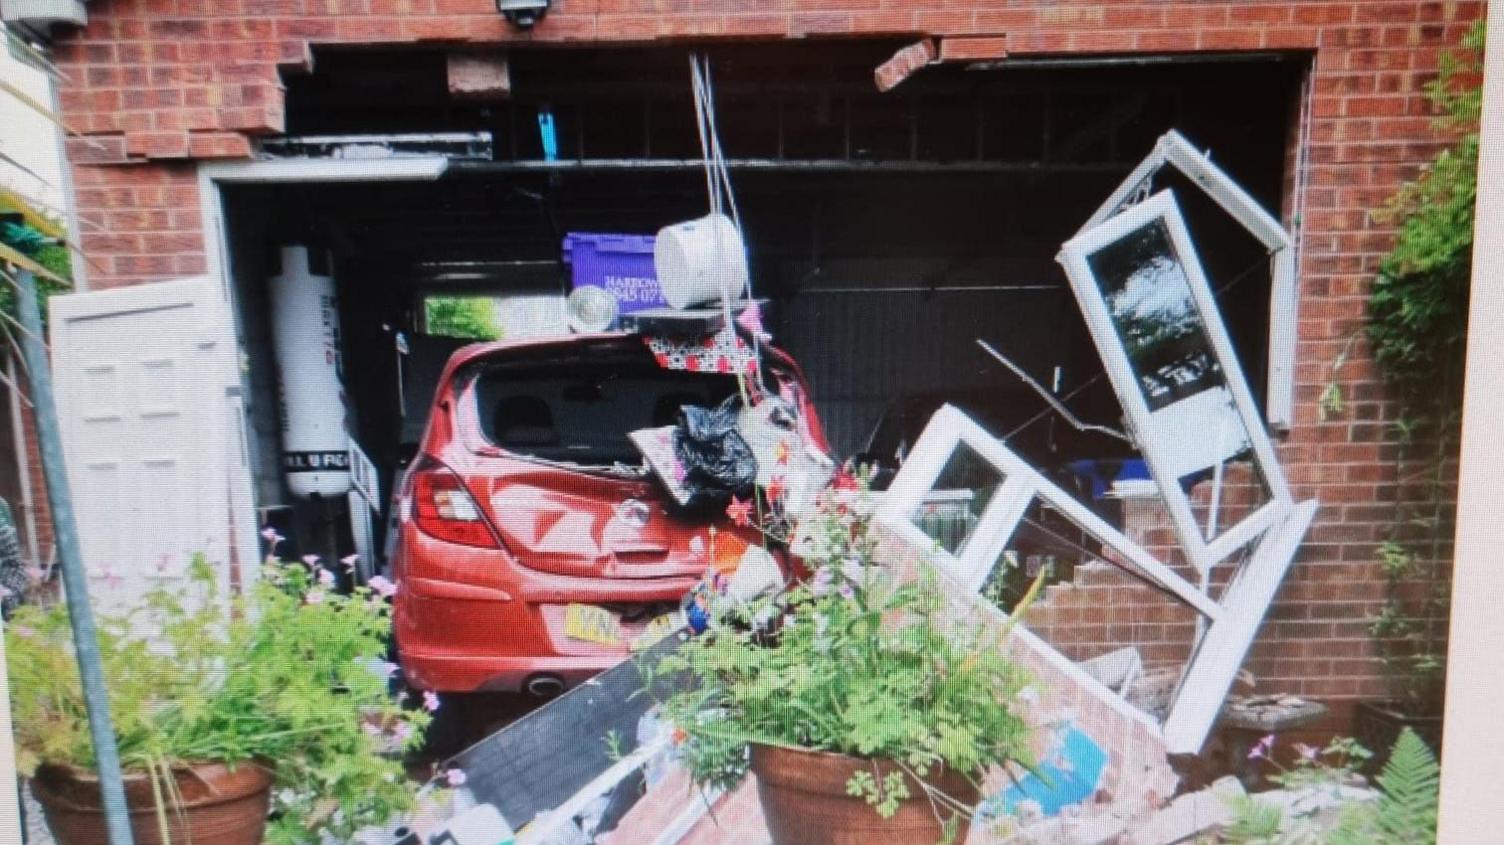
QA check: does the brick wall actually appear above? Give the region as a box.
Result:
[42,0,1484,707]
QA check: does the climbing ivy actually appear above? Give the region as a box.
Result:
[1367,21,1482,408]
[1363,21,1483,715]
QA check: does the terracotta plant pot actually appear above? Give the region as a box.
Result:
[31,760,273,845]
[749,744,981,845]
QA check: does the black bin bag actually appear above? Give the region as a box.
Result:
[672,396,757,510]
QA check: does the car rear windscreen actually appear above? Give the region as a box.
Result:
[473,352,741,465]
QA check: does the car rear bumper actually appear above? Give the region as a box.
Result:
[398,649,630,693]
[392,529,697,693]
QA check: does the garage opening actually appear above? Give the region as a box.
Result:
[218,41,1305,570]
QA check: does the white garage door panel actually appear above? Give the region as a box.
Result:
[49,277,254,618]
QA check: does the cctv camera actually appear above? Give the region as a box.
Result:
[496,0,550,28]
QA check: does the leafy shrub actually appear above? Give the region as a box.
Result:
[1364,20,1483,717]
[5,554,428,844]
[1218,729,1437,845]
[651,473,1035,829]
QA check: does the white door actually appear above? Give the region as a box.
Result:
[49,276,257,619]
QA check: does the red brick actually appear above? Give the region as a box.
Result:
[124,130,189,158]
[187,131,254,158]
[873,38,935,93]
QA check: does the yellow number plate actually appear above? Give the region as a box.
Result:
[563,604,622,646]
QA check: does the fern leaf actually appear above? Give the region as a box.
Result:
[1372,727,1440,845]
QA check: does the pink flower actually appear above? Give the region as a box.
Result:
[809,568,835,597]
[317,569,335,587]
[301,554,320,566]
[444,768,467,788]
[0,586,12,599]
[305,590,326,605]
[368,575,398,599]
[726,497,753,527]
[362,723,383,737]
[423,690,441,713]
[1248,734,1276,761]
[24,566,46,583]
[91,565,124,590]
[736,303,767,339]
[1295,743,1320,762]
[260,527,283,545]
[392,721,414,743]
[340,554,359,571]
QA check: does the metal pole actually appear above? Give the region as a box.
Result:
[13,269,135,845]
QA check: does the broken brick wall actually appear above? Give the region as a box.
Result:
[39,0,1485,709]
[874,524,1181,815]
[1018,464,1270,682]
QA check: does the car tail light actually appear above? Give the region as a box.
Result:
[409,461,500,549]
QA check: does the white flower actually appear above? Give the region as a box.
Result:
[443,768,467,787]
[357,657,399,679]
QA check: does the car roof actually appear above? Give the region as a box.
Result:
[435,331,640,386]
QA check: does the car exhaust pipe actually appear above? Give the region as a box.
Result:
[524,674,565,698]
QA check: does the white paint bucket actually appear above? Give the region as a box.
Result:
[653,213,749,310]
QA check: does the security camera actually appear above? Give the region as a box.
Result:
[496,0,550,28]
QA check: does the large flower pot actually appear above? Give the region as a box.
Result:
[31,761,273,845]
[749,744,981,845]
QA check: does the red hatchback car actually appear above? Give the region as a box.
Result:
[391,332,825,695]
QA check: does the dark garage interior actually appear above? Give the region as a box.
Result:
[218,41,1305,564]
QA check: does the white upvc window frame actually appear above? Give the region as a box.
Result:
[1080,130,1298,431]
[876,404,1221,621]
[1058,190,1293,576]
[875,403,1318,754]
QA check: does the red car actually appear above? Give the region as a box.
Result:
[391,332,825,695]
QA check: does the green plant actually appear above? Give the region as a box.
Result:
[1218,730,1437,845]
[1328,728,1439,845]
[5,553,431,844]
[1362,20,1483,716]
[424,295,501,341]
[648,472,1035,836]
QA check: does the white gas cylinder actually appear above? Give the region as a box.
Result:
[269,245,352,498]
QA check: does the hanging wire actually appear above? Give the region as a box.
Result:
[689,51,765,399]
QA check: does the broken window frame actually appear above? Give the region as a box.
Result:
[876,404,1221,621]
[1058,189,1294,576]
[876,404,1319,754]
[1079,130,1299,432]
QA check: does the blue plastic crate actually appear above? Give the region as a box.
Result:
[562,232,665,314]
